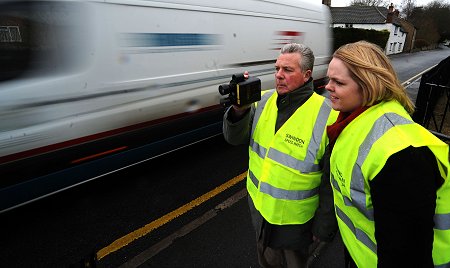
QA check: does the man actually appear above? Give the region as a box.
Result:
[222,43,338,267]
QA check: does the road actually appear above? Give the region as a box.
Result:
[0,46,449,268]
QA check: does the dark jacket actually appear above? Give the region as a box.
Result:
[223,79,337,250]
[369,145,443,267]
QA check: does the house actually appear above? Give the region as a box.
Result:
[396,16,417,53]
[328,4,415,55]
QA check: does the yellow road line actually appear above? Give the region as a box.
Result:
[96,171,247,260]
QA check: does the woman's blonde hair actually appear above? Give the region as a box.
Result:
[333,41,415,114]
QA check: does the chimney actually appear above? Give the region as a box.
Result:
[386,3,394,23]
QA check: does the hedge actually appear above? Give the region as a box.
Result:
[333,27,390,52]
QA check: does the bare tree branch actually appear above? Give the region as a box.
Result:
[400,0,416,19]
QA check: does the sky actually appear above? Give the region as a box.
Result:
[328,0,439,8]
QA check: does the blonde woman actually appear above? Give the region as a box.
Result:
[325,41,450,267]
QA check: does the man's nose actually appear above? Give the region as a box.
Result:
[275,70,283,78]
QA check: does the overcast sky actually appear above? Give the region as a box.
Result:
[328,0,439,8]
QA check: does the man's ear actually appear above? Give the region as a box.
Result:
[304,69,312,82]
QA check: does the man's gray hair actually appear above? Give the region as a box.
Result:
[280,43,315,72]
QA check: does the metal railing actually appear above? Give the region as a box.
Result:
[412,56,450,142]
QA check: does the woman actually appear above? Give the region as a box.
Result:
[324,41,450,267]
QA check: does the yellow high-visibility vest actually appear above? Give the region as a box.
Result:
[247,91,338,224]
[330,100,450,267]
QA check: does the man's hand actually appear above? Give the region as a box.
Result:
[230,71,251,117]
[231,103,251,115]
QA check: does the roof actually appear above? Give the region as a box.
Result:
[330,6,389,24]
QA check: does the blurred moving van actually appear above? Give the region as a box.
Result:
[0,0,333,212]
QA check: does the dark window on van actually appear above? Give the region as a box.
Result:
[0,1,89,83]
[0,26,22,42]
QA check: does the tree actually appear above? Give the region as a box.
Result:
[425,0,450,41]
[409,0,450,47]
[400,0,416,19]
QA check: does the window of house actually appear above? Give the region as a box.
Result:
[394,26,398,36]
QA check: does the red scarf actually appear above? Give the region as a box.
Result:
[327,106,369,150]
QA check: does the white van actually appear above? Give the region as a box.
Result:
[0,0,333,212]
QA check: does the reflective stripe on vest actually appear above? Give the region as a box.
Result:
[335,205,377,254]
[247,92,337,224]
[331,101,450,267]
[435,213,450,230]
[249,168,319,200]
[251,89,275,138]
